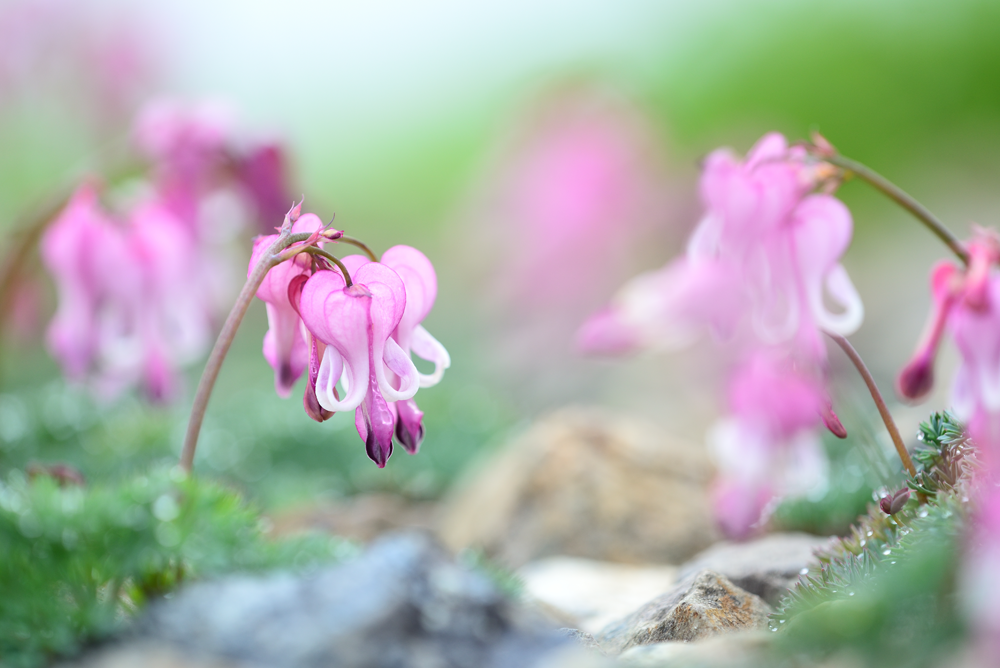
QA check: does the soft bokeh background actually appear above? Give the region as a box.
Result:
[2,0,1000,519]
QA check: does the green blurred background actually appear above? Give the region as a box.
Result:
[2,0,999,520]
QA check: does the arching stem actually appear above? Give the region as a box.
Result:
[294,246,354,286]
[180,230,303,472]
[815,152,968,266]
[827,332,917,477]
[338,236,377,261]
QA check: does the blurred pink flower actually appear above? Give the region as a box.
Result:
[579,132,860,537]
[580,132,863,362]
[41,183,211,402]
[709,353,828,538]
[963,486,1000,659]
[493,95,659,311]
[134,99,296,235]
[898,231,1000,466]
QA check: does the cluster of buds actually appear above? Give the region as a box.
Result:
[41,100,294,402]
[249,204,449,467]
[579,133,863,537]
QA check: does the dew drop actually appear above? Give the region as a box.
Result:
[882,549,891,556]
[800,568,809,575]
[867,531,874,537]
[860,540,866,547]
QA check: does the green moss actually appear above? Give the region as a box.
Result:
[0,467,355,667]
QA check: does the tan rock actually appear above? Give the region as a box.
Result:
[616,630,772,667]
[267,492,438,543]
[438,407,719,566]
[597,571,772,655]
[518,557,678,633]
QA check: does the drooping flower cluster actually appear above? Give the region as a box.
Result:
[897,230,1000,652]
[898,229,1000,468]
[249,208,450,467]
[579,133,863,537]
[41,100,294,402]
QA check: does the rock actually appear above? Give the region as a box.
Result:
[66,642,238,668]
[616,631,772,667]
[439,407,719,566]
[560,628,606,655]
[268,492,438,543]
[596,571,772,655]
[676,532,835,606]
[78,532,580,668]
[517,557,677,633]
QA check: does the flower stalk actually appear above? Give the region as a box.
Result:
[181,224,310,472]
[338,235,378,262]
[811,150,969,266]
[827,332,917,477]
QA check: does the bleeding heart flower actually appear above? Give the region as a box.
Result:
[248,212,326,398]
[299,262,420,467]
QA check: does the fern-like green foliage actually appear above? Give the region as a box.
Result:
[769,412,973,667]
[0,466,357,668]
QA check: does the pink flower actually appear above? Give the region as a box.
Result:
[962,486,1000,659]
[236,143,294,235]
[379,245,450,452]
[709,353,828,538]
[578,133,861,537]
[298,262,421,467]
[133,99,233,226]
[40,183,211,402]
[41,184,118,379]
[580,132,863,362]
[248,212,326,399]
[898,231,1000,467]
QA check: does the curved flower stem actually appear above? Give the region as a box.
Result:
[0,190,71,329]
[827,332,917,477]
[818,153,969,266]
[338,236,378,261]
[180,231,302,473]
[295,246,354,286]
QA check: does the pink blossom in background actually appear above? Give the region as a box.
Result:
[482,91,662,315]
[579,132,861,537]
[895,230,1000,653]
[898,231,1000,467]
[236,144,296,235]
[963,486,1000,660]
[133,99,295,235]
[709,352,828,538]
[40,184,211,403]
[580,132,863,364]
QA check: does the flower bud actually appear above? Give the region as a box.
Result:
[879,488,911,515]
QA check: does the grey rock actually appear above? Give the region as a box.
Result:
[596,571,772,655]
[439,407,720,566]
[677,532,835,606]
[560,628,606,655]
[125,532,571,668]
